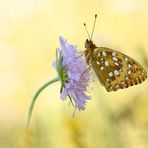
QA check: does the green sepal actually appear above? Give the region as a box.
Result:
[55,49,68,93]
[55,49,74,107]
[68,93,74,107]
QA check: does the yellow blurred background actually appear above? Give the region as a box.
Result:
[0,0,148,147]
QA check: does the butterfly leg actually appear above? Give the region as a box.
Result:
[81,65,92,76]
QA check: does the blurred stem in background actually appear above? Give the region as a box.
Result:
[25,76,60,129]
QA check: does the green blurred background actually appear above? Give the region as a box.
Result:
[0,0,148,147]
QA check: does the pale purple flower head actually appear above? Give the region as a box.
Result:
[53,36,91,113]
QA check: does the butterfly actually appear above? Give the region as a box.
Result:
[83,14,147,92]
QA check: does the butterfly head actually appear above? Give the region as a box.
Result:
[85,39,97,49]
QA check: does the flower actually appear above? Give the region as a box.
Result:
[26,36,92,128]
[53,36,91,112]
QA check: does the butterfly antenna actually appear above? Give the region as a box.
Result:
[90,14,97,40]
[84,23,91,40]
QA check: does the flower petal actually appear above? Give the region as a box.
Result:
[60,89,68,100]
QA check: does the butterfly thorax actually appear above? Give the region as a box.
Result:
[84,39,97,65]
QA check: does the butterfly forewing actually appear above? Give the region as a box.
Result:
[91,47,147,92]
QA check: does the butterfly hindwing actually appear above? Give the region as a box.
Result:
[91,47,147,92]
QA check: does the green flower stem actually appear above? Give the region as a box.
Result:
[26,76,60,129]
